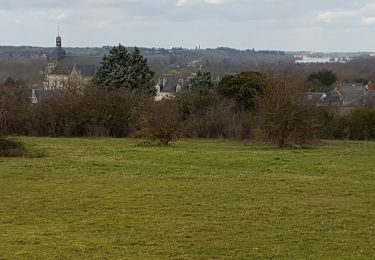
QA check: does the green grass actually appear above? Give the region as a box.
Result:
[0,138,374,259]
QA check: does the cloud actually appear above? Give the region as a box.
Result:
[0,0,375,51]
[315,1,375,26]
[205,0,225,4]
[361,16,375,25]
[316,10,356,23]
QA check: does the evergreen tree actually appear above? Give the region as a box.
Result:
[189,71,215,91]
[307,70,338,92]
[4,76,16,87]
[93,45,155,94]
[217,71,269,111]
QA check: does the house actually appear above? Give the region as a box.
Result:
[324,90,344,106]
[304,84,358,107]
[154,74,184,101]
[305,82,375,108]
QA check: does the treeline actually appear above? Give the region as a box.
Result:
[1,75,375,147]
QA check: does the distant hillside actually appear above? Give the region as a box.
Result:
[0,46,295,80]
[3,46,375,87]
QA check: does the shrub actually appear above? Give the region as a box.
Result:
[0,137,28,157]
[138,101,183,145]
[256,76,319,147]
[176,92,254,139]
[316,108,375,140]
[347,109,375,140]
[29,88,146,137]
[0,82,31,136]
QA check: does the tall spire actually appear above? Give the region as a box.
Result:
[55,27,65,61]
[56,26,62,48]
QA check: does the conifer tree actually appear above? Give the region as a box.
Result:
[93,45,155,94]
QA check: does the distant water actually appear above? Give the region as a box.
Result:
[295,57,332,64]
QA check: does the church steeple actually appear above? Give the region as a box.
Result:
[56,35,62,47]
[54,28,65,61]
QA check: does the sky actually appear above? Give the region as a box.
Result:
[0,0,375,52]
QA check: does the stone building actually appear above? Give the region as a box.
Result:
[154,74,184,101]
[44,34,102,90]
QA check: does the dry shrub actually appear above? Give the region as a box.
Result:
[29,88,146,137]
[318,107,375,140]
[0,83,30,136]
[0,137,27,157]
[176,92,254,139]
[256,75,319,148]
[137,101,183,145]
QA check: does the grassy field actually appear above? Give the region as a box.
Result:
[0,138,374,259]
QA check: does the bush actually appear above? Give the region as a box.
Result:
[176,92,254,139]
[256,76,319,147]
[316,107,375,140]
[29,88,146,137]
[0,137,28,157]
[0,82,31,136]
[348,109,375,140]
[138,101,183,145]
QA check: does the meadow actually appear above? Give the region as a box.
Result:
[0,138,374,259]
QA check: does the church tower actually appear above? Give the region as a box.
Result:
[55,32,65,61]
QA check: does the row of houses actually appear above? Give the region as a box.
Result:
[305,83,375,109]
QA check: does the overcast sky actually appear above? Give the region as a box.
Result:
[0,0,375,51]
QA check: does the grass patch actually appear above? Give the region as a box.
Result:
[0,138,374,259]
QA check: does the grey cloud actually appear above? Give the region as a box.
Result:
[0,0,374,51]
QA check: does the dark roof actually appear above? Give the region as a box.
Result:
[160,75,179,92]
[75,64,98,77]
[338,84,366,101]
[50,56,102,76]
[324,90,344,106]
[32,89,58,103]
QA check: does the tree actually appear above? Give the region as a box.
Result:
[189,71,215,91]
[93,45,155,94]
[4,76,16,87]
[307,70,338,92]
[217,71,269,111]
